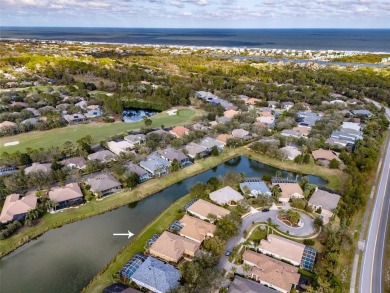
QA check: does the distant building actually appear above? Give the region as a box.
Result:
[24,162,51,175]
[88,150,116,163]
[63,113,86,124]
[61,156,87,169]
[107,140,134,155]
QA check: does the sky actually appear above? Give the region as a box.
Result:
[1,0,390,28]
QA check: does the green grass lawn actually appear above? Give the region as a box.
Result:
[0,108,198,152]
[82,193,194,293]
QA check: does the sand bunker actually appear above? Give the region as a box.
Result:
[4,141,19,146]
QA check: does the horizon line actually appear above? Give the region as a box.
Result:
[1,26,389,30]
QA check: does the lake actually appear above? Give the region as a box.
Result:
[122,108,159,123]
[0,156,326,293]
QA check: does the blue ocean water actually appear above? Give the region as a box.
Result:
[0,27,389,52]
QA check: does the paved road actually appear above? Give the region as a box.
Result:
[359,105,390,293]
[218,209,315,271]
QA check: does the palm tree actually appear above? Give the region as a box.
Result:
[25,209,40,226]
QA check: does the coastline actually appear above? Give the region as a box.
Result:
[0,147,344,258]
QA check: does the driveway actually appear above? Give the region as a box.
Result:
[218,209,315,271]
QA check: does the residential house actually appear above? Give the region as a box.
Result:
[256,112,275,125]
[292,126,311,137]
[140,154,170,177]
[257,234,305,266]
[179,214,216,243]
[281,101,294,111]
[88,150,116,163]
[0,121,17,132]
[191,123,208,131]
[216,116,232,124]
[232,129,252,140]
[169,126,190,138]
[342,121,362,132]
[26,108,40,117]
[279,146,302,160]
[63,113,86,124]
[280,129,303,139]
[125,163,151,182]
[229,275,276,293]
[107,140,134,155]
[267,101,278,109]
[312,148,341,165]
[124,134,146,146]
[75,100,88,108]
[85,107,102,118]
[48,183,84,211]
[209,186,244,205]
[195,91,235,109]
[149,231,200,263]
[224,109,239,118]
[347,98,360,105]
[103,284,141,293]
[352,109,372,117]
[0,194,37,223]
[186,199,230,222]
[198,137,224,151]
[130,256,181,293]
[243,250,300,293]
[159,147,191,166]
[85,173,122,196]
[216,134,233,146]
[24,162,51,175]
[239,179,271,197]
[296,111,322,127]
[185,142,209,159]
[21,117,40,125]
[61,156,87,169]
[271,181,304,202]
[308,187,341,219]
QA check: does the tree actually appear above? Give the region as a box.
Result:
[211,145,219,156]
[169,158,182,172]
[25,208,40,226]
[126,172,139,188]
[143,117,152,127]
[314,217,324,230]
[329,159,340,169]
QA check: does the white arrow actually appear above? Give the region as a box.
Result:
[113,230,134,239]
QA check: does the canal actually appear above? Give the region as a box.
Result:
[0,156,326,293]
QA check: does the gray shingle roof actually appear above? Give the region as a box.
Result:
[229,276,276,293]
[308,188,341,212]
[130,257,180,293]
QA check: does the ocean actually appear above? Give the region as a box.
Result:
[0,27,389,52]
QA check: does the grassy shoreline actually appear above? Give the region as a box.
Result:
[0,147,343,258]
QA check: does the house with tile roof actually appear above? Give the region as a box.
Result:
[257,234,305,266]
[107,140,134,155]
[130,256,181,293]
[271,182,304,202]
[49,183,84,211]
[24,162,51,175]
[216,134,233,146]
[308,187,341,219]
[85,173,122,196]
[124,134,146,146]
[125,163,151,182]
[243,250,300,293]
[61,156,87,169]
[63,113,86,124]
[179,214,216,243]
[209,186,244,205]
[169,126,190,138]
[0,194,37,223]
[312,148,341,164]
[224,109,239,118]
[186,199,230,222]
[148,231,200,263]
[0,121,17,131]
[87,150,116,163]
[232,129,252,140]
[229,276,276,293]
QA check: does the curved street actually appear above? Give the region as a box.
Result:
[218,208,315,271]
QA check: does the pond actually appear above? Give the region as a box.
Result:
[122,108,159,123]
[0,156,326,293]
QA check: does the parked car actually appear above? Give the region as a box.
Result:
[262,208,270,212]
[225,249,232,256]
